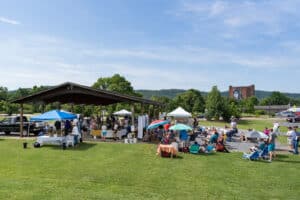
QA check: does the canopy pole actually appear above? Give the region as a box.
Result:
[20,104,24,137]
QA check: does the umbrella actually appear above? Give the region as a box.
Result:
[30,110,77,121]
[246,131,268,139]
[169,123,192,131]
[147,120,169,130]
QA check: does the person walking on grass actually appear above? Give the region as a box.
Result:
[268,129,277,162]
[291,126,299,155]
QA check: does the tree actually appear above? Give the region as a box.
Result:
[0,86,8,101]
[92,74,141,97]
[205,86,224,120]
[173,89,205,113]
[241,96,259,114]
[92,74,143,116]
[151,96,176,112]
[260,91,290,105]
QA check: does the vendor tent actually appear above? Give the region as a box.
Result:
[30,110,77,121]
[246,131,268,139]
[113,109,132,116]
[167,107,192,118]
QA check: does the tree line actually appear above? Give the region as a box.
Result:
[1,74,299,120]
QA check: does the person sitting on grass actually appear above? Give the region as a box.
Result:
[189,142,200,154]
[209,128,219,144]
[216,133,230,153]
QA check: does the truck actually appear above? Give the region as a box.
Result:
[0,116,44,136]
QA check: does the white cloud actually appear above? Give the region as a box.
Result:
[210,1,226,16]
[174,0,300,35]
[0,16,20,25]
[0,34,300,92]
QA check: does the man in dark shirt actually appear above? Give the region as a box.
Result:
[54,120,61,135]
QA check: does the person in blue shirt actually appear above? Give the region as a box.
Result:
[291,126,299,154]
[209,129,219,144]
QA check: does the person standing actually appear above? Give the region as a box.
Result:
[268,129,277,162]
[71,122,80,145]
[64,120,71,136]
[54,120,62,136]
[286,127,294,151]
[101,124,107,141]
[291,127,299,155]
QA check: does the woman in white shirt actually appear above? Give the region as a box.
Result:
[286,127,294,150]
[71,123,80,145]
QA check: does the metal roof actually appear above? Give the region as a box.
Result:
[12,82,162,106]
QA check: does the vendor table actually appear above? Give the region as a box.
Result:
[37,136,65,146]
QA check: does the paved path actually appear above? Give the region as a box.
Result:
[226,137,289,153]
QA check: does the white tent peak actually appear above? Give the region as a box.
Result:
[167,107,192,118]
[113,109,132,116]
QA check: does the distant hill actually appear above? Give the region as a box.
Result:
[136,89,187,99]
[136,89,300,100]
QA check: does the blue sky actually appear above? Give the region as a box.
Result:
[0,0,300,92]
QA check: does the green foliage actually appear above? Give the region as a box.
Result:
[92,74,141,97]
[0,86,8,101]
[173,89,205,113]
[205,86,224,120]
[260,91,290,105]
[255,110,266,117]
[0,101,18,115]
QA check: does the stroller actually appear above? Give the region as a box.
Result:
[243,150,260,161]
[243,146,269,161]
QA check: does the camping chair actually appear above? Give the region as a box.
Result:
[189,144,200,154]
[243,151,260,161]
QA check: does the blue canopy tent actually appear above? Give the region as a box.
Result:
[30,110,77,121]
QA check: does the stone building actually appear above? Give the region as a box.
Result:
[229,85,255,100]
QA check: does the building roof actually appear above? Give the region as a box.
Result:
[12,82,162,106]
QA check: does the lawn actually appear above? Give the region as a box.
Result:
[0,139,299,200]
[199,118,287,132]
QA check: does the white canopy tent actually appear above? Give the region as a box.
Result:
[113,109,132,116]
[167,107,192,118]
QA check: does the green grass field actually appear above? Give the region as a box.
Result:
[0,139,299,200]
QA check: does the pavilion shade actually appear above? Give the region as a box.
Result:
[12,82,161,106]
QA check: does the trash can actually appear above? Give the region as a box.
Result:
[23,142,28,149]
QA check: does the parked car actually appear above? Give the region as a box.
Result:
[286,116,300,123]
[276,111,295,118]
[0,116,44,135]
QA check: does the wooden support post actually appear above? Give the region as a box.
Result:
[131,104,135,125]
[20,104,24,137]
[141,104,144,115]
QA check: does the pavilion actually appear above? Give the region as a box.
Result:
[12,82,162,137]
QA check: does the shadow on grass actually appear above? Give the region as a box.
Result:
[40,142,97,151]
